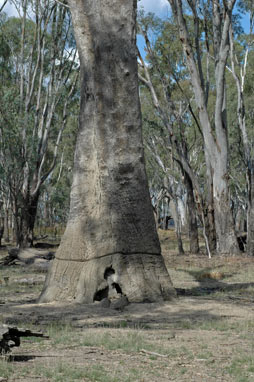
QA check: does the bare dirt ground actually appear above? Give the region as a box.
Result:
[1,230,254,382]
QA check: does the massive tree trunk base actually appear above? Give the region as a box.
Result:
[38,0,176,304]
[39,252,176,304]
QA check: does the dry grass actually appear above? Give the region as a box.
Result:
[0,230,254,381]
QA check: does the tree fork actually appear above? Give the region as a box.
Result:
[39,0,175,303]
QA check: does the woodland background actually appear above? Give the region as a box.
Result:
[0,0,253,256]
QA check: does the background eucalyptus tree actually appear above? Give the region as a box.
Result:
[228,0,254,255]
[137,0,254,256]
[166,0,240,255]
[1,0,254,263]
[0,0,79,247]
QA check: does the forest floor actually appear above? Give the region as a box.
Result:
[0,229,254,382]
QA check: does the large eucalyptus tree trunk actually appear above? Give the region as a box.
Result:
[39,0,175,304]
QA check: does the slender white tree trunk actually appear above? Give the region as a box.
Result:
[168,0,239,255]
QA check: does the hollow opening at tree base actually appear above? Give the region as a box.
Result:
[93,286,109,301]
[39,252,176,304]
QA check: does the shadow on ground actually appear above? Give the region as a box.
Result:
[1,292,252,332]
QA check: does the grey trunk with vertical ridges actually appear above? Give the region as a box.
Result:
[39,0,175,304]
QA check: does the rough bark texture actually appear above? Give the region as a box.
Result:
[169,0,239,255]
[213,156,239,255]
[184,173,199,254]
[247,166,254,255]
[3,210,9,243]
[12,193,40,248]
[39,0,175,303]
[19,193,40,248]
[235,208,246,233]
[204,163,217,253]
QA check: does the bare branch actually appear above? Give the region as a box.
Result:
[0,0,8,13]
[54,0,70,8]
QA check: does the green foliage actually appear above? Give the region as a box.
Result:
[138,1,254,237]
[0,2,79,243]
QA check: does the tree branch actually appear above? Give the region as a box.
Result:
[0,0,8,13]
[55,0,70,8]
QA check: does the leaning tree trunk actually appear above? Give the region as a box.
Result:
[39,0,175,304]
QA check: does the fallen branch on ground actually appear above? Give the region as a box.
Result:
[140,349,168,358]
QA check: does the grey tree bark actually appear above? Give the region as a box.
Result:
[0,1,78,248]
[247,163,254,255]
[184,173,199,254]
[168,0,239,255]
[169,199,185,255]
[39,0,175,304]
[138,47,199,254]
[229,22,254,255]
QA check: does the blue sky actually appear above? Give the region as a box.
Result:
[0,0,250,57]
[139,0,170,16]
[137,0,251,57]
[0,0,170,17]
[0,0,250,26]
[138,0,171,57]
[0,0,170,58]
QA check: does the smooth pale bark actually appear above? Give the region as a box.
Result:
[229,25,254,255]
[169,199,184,255]
[39,0,175,303]
[138,39,206,255]
[0,2,77,248]
[168,0,239,255]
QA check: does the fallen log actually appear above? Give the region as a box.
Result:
[0,248,55,266]
[0,248,19,266]
[0,325,49,354]
[140,348,168,358]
